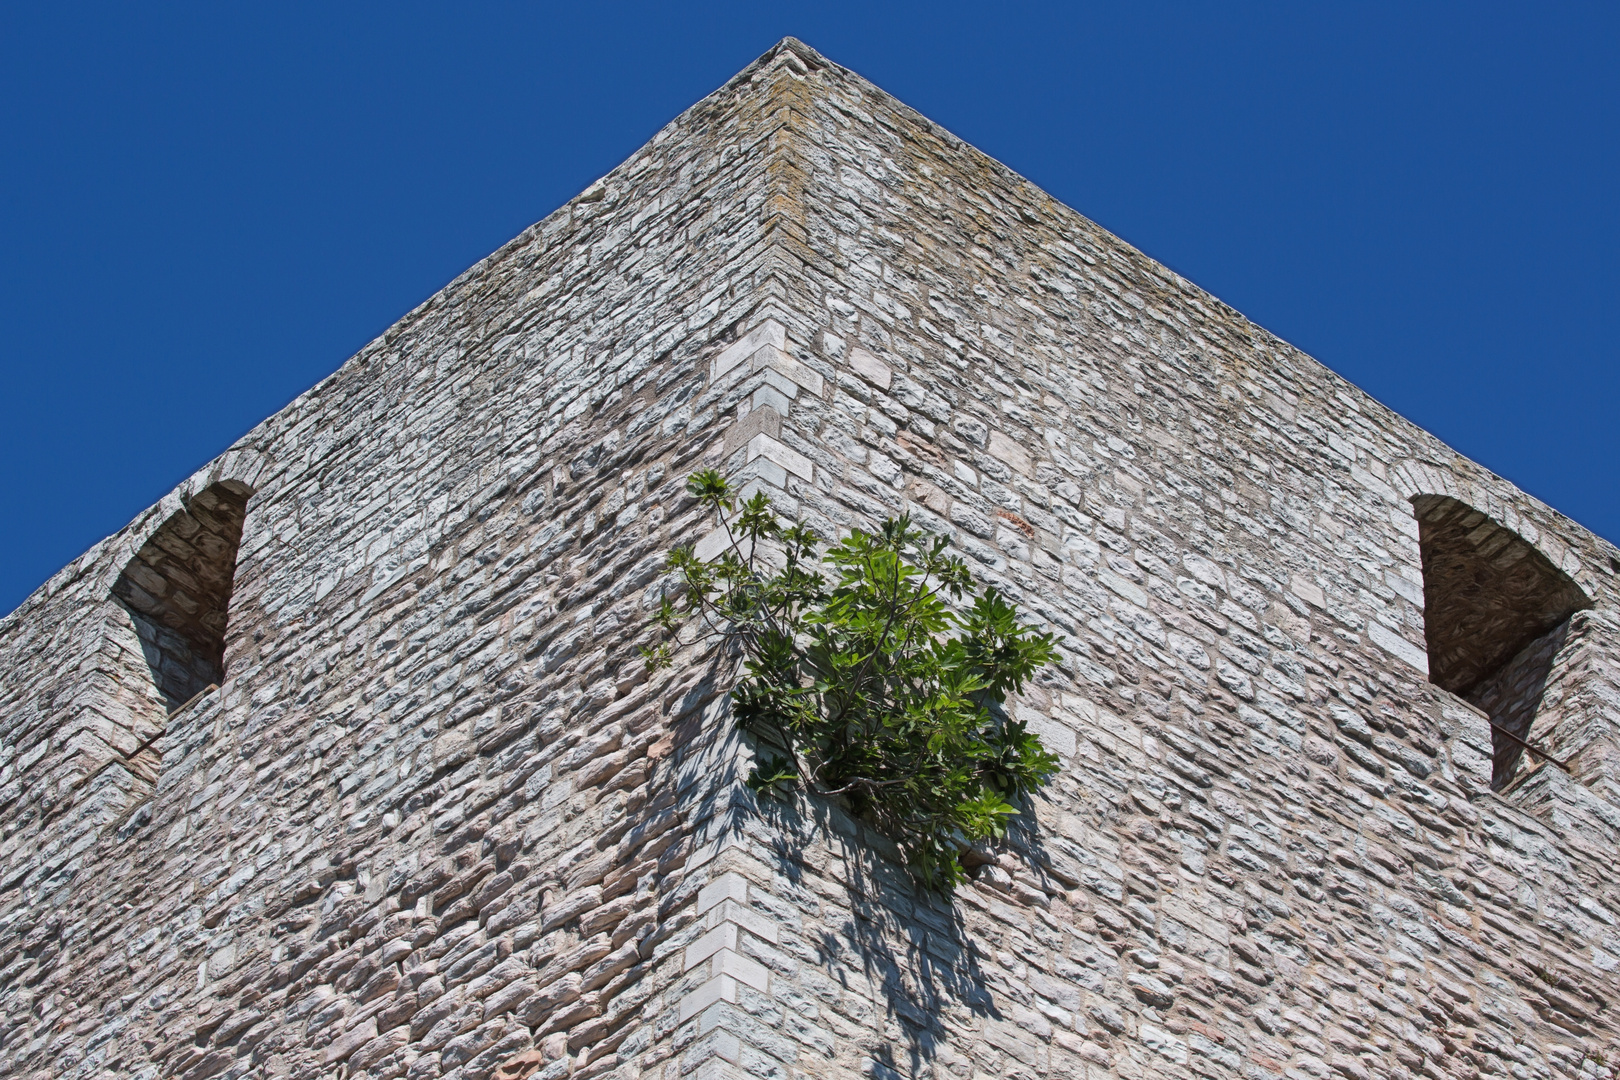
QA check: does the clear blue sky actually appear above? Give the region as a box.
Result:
[2,3,1616,615]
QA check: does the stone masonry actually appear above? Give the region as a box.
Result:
[2,37,1619,1080]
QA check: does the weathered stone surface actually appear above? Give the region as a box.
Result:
[1,36,1618,1080]
[1415,494,1593,698]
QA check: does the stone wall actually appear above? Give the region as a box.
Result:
[0,45,793,1077]
[1530,611,1620,801]
[1471,619,1570,789]
[112,479,254,712]
[1505,610,1620,846]
[1,37,1618,1080]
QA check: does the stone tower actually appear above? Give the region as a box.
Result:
[2,37,1618,1080]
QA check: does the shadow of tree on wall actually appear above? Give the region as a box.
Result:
[675,621,1080,1076]
[698,754,1069,1078]
[752,792,999,1077]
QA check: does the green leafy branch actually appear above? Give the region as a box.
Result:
[646,469,1060,892]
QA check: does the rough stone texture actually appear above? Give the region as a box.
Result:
[112,479,254,711]
[1412,494,1592,699]
[1530,612,1620,798]
[2,37,1620,1080]
[1504,610,1620,844]
[1472,619,1571,789]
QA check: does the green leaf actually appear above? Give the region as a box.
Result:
[745,754,800,796]
[686,469,733,510]
[664,470,1061,894]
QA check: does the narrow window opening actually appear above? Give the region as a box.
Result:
[111,480,253,713]
[1411,495,1591,789]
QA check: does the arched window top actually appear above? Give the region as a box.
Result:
[1412,494,1592,789]
[111,480,252,711]
[1411,495,1591,697]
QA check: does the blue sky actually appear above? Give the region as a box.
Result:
[1,2,1616,614]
